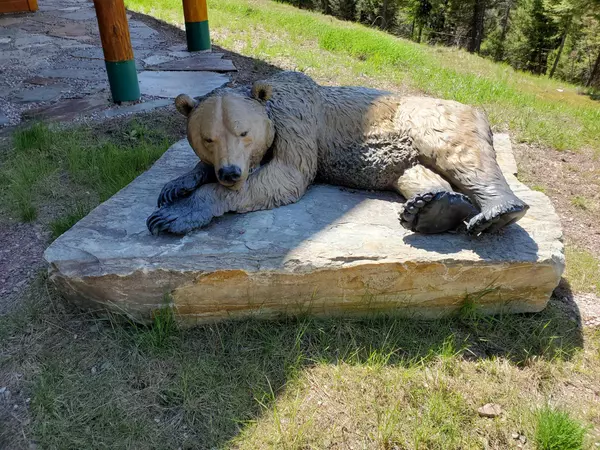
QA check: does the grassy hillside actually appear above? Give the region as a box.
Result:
[125,0,600,153]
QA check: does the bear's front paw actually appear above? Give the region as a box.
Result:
[157,176,198,208]
[399,191,478,234]
[147,196,214,235]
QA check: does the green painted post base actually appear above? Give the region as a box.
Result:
[105,60,140,103]
[185,20,211,52]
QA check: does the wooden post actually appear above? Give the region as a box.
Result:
[92,0,140,103]
[182,0,211,52]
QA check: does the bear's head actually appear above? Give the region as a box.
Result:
[175,82,275,190]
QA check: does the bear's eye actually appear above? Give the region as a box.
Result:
[240,131,248,137]
[204,138,213,144]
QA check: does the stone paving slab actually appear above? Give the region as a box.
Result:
[0,0,234,128]
[22,94,109,121]
[44,134,565,325]
[138,71,229,98]
[37,68,106,81]
[147,55,237,73]
[13,84,70,103]
[103,99,172,118]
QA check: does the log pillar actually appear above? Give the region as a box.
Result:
[92,0,140,103]
[182,0,211,52]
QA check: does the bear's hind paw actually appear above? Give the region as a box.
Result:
[399,191,478,235]
[466,200,529,236]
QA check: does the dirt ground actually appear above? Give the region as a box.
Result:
[514,142,600,256]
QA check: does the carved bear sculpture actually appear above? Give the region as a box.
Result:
[147,71,528,236]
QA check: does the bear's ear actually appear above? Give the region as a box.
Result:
[175,94,197,117]
[251,82,273,102]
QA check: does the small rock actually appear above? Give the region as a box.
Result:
[478,403,503,418]
[154,418,160,423]
[0,387,11,403]
[511,433,520,440]
[519,435,527,444]
[0,38,11,44]
[142,54,174,66]
[91,366,97,375]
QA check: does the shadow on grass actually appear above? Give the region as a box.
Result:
[0,275,583,449]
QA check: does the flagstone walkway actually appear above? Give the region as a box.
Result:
[0,0,236,128]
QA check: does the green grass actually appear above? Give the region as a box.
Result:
[565,246,600,294]
[1,278,598,449]
[49,203,92,239]
[124,0,600,153]
[0,121,172,227]
[535,407,587,450]
[571,195,590,211]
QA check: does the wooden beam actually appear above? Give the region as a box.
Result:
[92,0,140,103]
[182,0,211,52]
[0,0,35,13]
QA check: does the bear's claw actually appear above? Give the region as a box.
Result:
[157,178,196,208]
[147,196,215,235]
[466,199,529,235]
[399,191,478,234]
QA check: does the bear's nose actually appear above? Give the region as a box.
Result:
[218,165,242,184]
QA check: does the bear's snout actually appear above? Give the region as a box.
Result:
[218,165,242,185]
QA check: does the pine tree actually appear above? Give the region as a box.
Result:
[505,0,558,74]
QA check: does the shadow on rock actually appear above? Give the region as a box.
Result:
[402,223,540,260]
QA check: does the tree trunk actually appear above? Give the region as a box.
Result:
[411,16,416,40]
[321,0,331,15]
[587,49,600,87]
[499,0,512,42]
[417,25,423,43]
[549,16,571,79]
[382,0,389,28]
[468,0,486,53]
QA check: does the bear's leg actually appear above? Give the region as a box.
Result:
[400,99,529,234]
[396,165,478,234]
[421,140,528,235]
[156,161,216,208]
[147,160,311,235]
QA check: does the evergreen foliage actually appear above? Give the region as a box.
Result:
[275,0,600,88]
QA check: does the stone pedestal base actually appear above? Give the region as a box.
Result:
[44,134,564,325]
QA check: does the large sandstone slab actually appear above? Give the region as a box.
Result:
[44,134,565,325]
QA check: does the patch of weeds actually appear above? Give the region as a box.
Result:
[132,300,179,353]
[0,122,171,224]
[532,184,547,193]
[565,245,600,294]
[65,139,167,201]
[457,286,499,321]
[571,195,589,210]
[49,203,92,239]
[12,122,56,151]
[535,406,587,450]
